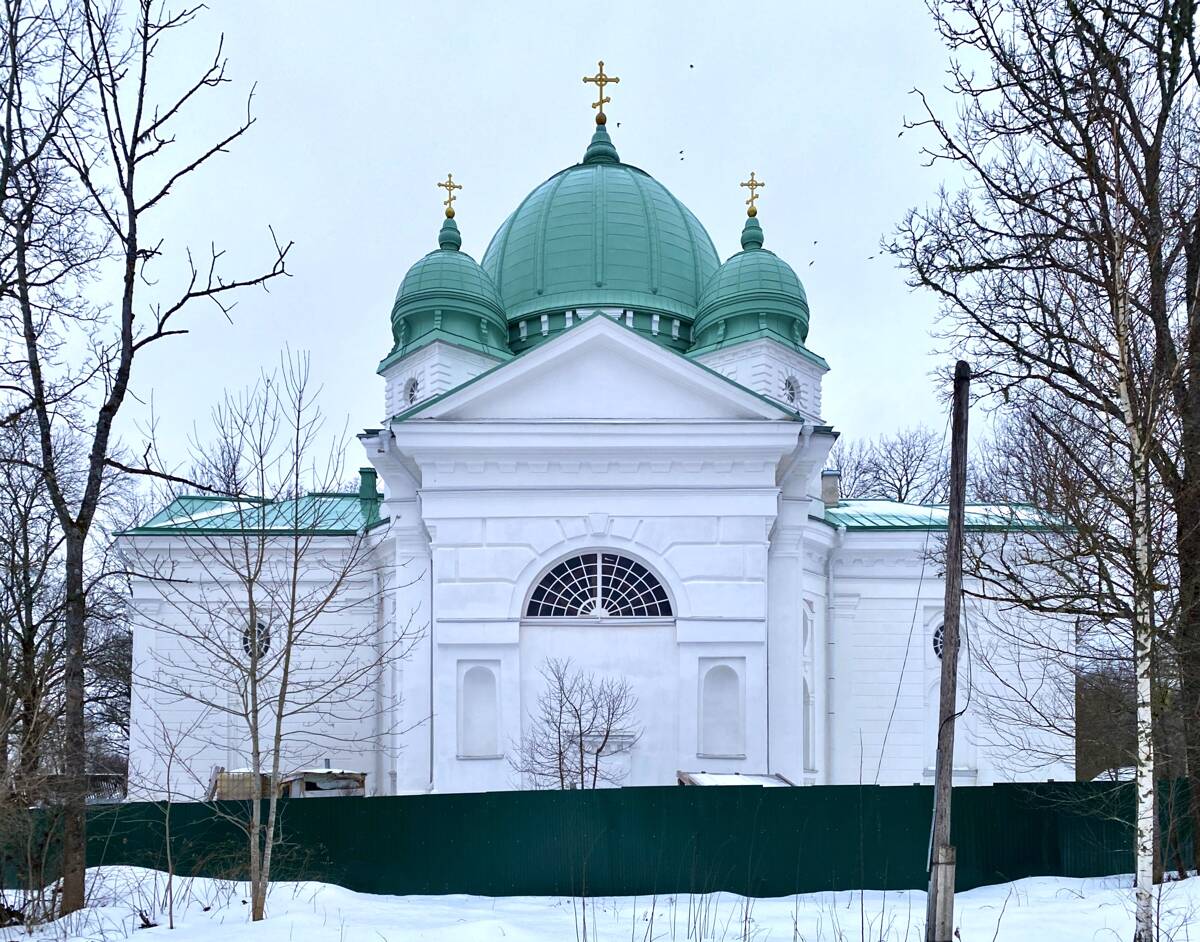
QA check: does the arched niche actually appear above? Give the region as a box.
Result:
[458,662,500,758]
[698,661,744,758]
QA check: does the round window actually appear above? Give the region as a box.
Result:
[932,624,945,660]
[243,621,270,659]
[783,376,799,404]
[404,377,421,405]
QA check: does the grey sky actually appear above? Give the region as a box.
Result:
[123,0,963,479]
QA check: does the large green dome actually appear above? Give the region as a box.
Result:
[481,125,720,353]
[691,216,811,355]
[379,217,512,372]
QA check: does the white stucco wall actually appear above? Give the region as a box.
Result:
[124,537,388,800]
[124,320,1074,796]
[823,530,1075,787]
[403,489,784,793]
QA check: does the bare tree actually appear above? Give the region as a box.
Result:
[889,3,1198,933]
[867,426,950,503]
[123,353,416,921]
[0,415,137,925]
[829,425,951,503]
[826,437,874,500]
[512,658,642,790]
[0,414,133,784]
[965,406,1164,760]
[1,0,290,910]
[0,417,66,787]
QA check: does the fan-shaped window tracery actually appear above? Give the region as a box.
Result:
[525,552,672,618]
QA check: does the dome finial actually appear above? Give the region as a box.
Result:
[740,215,764,250]
[437,172,462,219]
[583,122,620,164]
[738,172,765,249]
[740,171,765,218]
[583,60,620,126]
[436,173,463,250]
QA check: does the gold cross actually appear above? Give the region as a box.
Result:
[740,171,765,216]
[437,173,462,218]
[583,60,620,124]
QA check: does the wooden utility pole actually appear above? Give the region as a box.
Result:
[926,360,970,942]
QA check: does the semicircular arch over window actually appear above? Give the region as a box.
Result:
[525,552,673,618]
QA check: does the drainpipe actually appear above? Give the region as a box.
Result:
[373,563,386,795]
[824,525,845,782]
[428,541,435,793]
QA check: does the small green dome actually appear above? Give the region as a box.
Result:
[690,216,811,354]
[481,125,721,353]
[379,217,512,371]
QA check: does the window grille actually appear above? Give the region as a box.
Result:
[243,620,270,658]
[526,552,672,618]
[932,624,945,660]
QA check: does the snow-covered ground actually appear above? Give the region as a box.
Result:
[4,866,1198,941]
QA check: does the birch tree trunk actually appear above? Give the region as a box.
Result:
[1130,450,1156,942]
[1114,246,1156,942]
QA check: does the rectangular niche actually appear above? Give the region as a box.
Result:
[697,657,746,758]
[457,659,501,759]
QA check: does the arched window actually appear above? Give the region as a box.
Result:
[699,662,744,757]
[459,663,499,757]
[525,552,672,618]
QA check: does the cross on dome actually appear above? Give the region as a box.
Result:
[583,60,620,125]
[437,173,462,218]
[740,172,765,217]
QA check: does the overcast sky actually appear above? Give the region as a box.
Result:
[121,0,965,480]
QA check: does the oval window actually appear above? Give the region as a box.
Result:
[243,620,270,659]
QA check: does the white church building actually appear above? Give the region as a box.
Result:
[124,81,1073,797]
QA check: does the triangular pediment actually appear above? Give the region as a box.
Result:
[403,315,794,422]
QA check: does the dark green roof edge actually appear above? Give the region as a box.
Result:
[377,334,512,375]
[119,493,387,538]
[120,525,372,537]
[813,501,1052,533]
[811,519,1051,533]
[688,329,830,370]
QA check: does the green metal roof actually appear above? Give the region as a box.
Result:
[380,122,832,373]
[821,500,1050,532]
[122,492,386,537]
[379,217,513,372]
[691,215,813,356]
[480,124,721,353]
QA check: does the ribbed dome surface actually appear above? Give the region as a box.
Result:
[481,127,720,350]
[692,217,811,352]
[381,218,511,368]
[393,245,504,311]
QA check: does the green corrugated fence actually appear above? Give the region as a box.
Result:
[7,781,1189,897]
